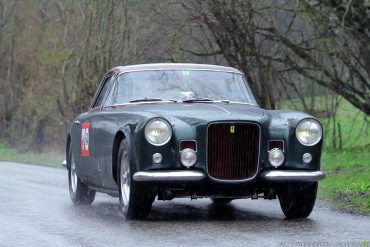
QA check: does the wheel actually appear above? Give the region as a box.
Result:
[210,198,233,204]
[117,139,154,220]
[68,146,95,205]
[277,182,318,219]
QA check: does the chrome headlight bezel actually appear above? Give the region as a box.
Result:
[144,118,172,146]
[295,119,323,146]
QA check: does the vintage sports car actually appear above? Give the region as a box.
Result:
[65,63,325,219]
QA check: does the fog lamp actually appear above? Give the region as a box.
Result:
[303,153,312,164]
[268,148,284,168]
[153,153,162,164]
[180,148,197,168]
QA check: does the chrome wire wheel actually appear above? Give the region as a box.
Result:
[67,145,95,205]
[117,139,153,219]
[120,150,130,206]
[70,155,77,194]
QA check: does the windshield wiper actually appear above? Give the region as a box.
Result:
[183,98,229,104]
[183,98,214,103]
[129,98,177,103]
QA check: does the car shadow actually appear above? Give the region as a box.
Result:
[69,197,317,229]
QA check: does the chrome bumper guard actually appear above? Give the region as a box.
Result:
[261,170,325,182]
[133,171,206,182]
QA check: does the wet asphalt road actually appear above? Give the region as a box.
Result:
[0,161,369,247]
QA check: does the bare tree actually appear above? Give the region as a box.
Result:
[176,0,369,114]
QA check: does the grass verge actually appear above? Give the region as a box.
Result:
[319,147,370,214]
[0,143,64,168]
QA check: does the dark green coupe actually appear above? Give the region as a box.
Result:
[65,63,325,219]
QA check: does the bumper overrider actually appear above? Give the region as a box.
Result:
[132,170,325,182]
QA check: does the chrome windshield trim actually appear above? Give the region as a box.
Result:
[113,70,258,107]
[133,171,206,182]
[261,170,325,182]
[117,68,244,76]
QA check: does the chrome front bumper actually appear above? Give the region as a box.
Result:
[133,170,325,182]
[261,170,325,182]
[133,171,206,182]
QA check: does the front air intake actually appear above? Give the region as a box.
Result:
[207,123,260,180]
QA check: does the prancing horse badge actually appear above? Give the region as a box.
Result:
[230,125,235,134]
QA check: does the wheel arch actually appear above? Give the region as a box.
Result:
[112,131,126,185]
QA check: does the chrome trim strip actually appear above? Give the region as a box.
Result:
[209,104,232,116]
[260,170,325,182]
[133,171,206,182]
[105,100,258,108]
[206,121,262,182]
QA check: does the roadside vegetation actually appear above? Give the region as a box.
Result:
[0,144,63,168]
[320,147,370,214]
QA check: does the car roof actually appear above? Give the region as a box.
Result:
[109,63,243,75]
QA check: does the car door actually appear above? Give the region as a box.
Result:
[92,78,121,189]
[78,75,116,184]
[87,76,121,189]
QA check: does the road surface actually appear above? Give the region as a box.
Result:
[0,161,369,247]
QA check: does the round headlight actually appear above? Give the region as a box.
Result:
[145,118,172,146]
[296,119,322,146]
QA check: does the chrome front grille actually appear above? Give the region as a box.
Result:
[207,123,260,180]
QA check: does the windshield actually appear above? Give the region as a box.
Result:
[109,70,257,105]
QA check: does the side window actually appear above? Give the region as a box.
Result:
[93,77,114,108]
[103,79,118,106]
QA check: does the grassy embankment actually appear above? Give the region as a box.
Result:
[0,143,64,168]
[281,97,369,214]
[0,97,368,213]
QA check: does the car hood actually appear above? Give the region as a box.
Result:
[112,102,265,124]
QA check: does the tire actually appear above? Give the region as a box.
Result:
[210,198,233,204]
[68,145,95,205]
[117,139,154,220]
[277,182,318,219]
